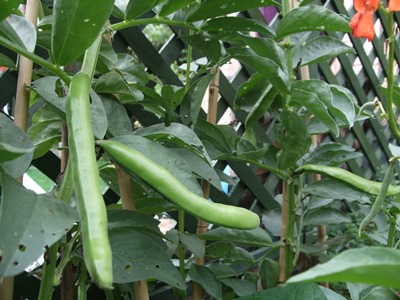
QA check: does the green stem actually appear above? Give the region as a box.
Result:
[37,243,58,300]
[227,157,289,180]
[285,180,296,277]
[185,29,194,92]
[110,18,197,32]
[385,12,400,142]
[0,36,70,84]
[78,260,88,300]
[54,232,79,285]
[178,210,185,280]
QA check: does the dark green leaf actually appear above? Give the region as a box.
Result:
[115,53,149,85]
[0,142,32,163]
[0,114,33,178]
[89,90,108,139]
[287,247,400,289]
[221,278,257,297]
[0,53,16,68]
[303,207,351,225]
[201,227,272,247]
[319,286,347,300]
[207,263,238,279]
[181,34,222,63]
[306,142,362,166]
[180,73,215,126]
[52,0,114,65]
[201,17,274,36]
[329,85,357,128]
[276,5,350,39]
[274,110,311,169]
[236,282,327,300]
[189,264,222,300]
[125,0,165,20]
[110,228,185,289]
[100,94,132,137]
[303,179,370,204]
[107,210,161,233]
[135,197,178,215]
[362,286,399,300]
[30,77,65,118]
[158,0,196,17]
[235,73,270,112]
[186,0,279,22]
[179,232,205,257]
[260,258,280,289]
[206,241,254,262]
[0,173,79,277]
[27,120,63,159]
[0,0,23,23]
[0,15,36,51]
[293,36,355,67]
[228,48,290,94]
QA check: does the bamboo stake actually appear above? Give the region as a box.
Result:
[192,67,220,300]
[0,1,39,300]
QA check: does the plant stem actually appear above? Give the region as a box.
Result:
[387,214,397,247]
[77,261,88,300]
[285,180,296,277]
[385,12,400,142]
[80,34,102,81]
[37,243,58,300]
[228,156,289,180]
[0,36,70,84]
[110,18,197,32]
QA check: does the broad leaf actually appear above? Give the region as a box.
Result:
[158,0,196,17]
[0,0,23,23]
[319,286,347,300]
[100,94,132,137]
[206,242,254,262]
[305,142,362,166]
[52,0,114,65]
[180,73,215,126]
[88,90,108,139]
[303,207,351,225]
[293,36,355,67]
[287,247,400,289]
[237,282,327,300]
[178,232,205,257]
[201,17,274,36]
[125,0,165,20]
[201,227,272,247]
[276,5,350,39]
[0,142,32,163]
[235,73,270,112]
[274,110,311,169]
[0,114,33,178]
[260,258,280,289]
[329,85,357,128]
[189,265,222,300]
[303,178,370,204]
[221,278,257,297]
[181,34,222,63]
[0,173,79,277]
[110,228,185,289]
[27,120,63,159]
[186,0,279,22]
[115,54,149,85]
[228,47,290,94]
[0,15,36,52]
[0,53,16,68]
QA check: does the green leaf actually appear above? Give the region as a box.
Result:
[303,207,351,226]
[276,5,350,39]
[125,0,165,20]
[200,227,272,247]
[115,54,149,85]
[207,263,238,279]
[236,282,327,300]
[303,179,370,204]
[158,0,196,17]
[0,172,79,277]
[110,228,185,289]
[329,85,357,128]
[291,80,339,136]
[260,258,280,289]
[88,90,108,139]
[306,142,362,166]
[293,36,355,67]
[235,73,270,112]
[180,73,215,126]
[30,77,65,118]
[0,53,16,68]
[189,264,223,300]
[100,94,132,137]
[221,278,257,297]
[319,286,347,300]
[201,17,274,36]
[274,110,311,169]
[228,48,290,94]
[107,210,161,233]
[362,286,399,300]
[52,0,114,65]
[0,143,33,164]
[287,247,400,289]
[0,114,33,178]
[206,241,254,262]
[181,33,222,63]
[0,0,23,23]
[27,120,63,159]
[0,15,36,52]
[135,197,178,215]
[186,0,279,22]
[178,232,205,257]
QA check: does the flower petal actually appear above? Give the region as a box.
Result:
[352,10,375,41]
[354,0,366,11]
[388,0,400,11]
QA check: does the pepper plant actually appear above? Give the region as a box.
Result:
[0,0,400,299]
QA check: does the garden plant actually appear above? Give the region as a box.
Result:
[0,0,400,299]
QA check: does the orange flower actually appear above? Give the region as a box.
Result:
[350,0,380,41]
[388,0,400,11]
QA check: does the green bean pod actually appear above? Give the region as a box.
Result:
[358,160,395,236]
[96,140,260,230]
[66,73,113,289]
[295,164,400,196]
